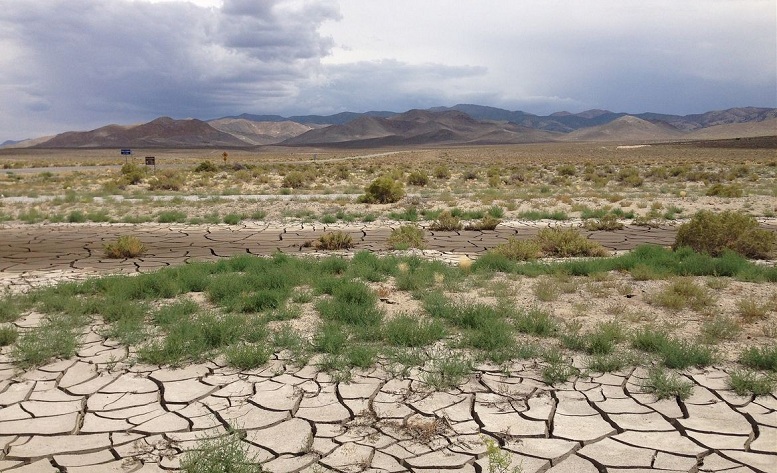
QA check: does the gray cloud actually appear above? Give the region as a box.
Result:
[0,0,339,139]
[0,0,774,142]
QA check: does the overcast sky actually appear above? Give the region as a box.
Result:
[1,0,775,141]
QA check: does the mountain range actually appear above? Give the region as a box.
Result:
[4,105,775,149]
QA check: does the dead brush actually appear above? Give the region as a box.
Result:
[103,235,146,258]
[315,231,354,250]
[404,416,448,442]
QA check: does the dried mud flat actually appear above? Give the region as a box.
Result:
[1,142,776,472]
[0,222,775,473]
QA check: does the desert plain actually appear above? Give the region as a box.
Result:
[0,139,775,472]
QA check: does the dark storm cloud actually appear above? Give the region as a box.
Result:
[0,0,339,139]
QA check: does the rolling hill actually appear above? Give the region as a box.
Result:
[36,117,247,148]
[11,105,774,149]
[281,109,558,146]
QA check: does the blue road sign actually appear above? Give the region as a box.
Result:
[121,149,132,155]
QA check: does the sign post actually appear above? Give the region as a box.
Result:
[145,156,156,172]
[121,149,132,164]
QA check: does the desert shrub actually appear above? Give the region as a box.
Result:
[728,369,776,397]
[281,171,306,189]
[358,176,405,204]
[740,345,777,371]
[429,210,462,231]
[180,430,262,473]
[222,213,244,225]
[104,236,146,258]
[67,210,87,223]
[0,326,17,346]
[674,210,775,259]
[194,160,218,173]
[556,164,576,176]
[642,367,693,400]
[157,210,188,223]
[648,277,715,312]
[583,214,624,231]
[316,231,354,250]
[120,163,145,185]
[148,170,184,191]
[706,183,744,197]
[490,237,541,261]
[407,170,429,186]
[433,165,451,179]
[388,225,426,250]
[617,167,643,187]
[535,228,609,257]
[464,215,501,231]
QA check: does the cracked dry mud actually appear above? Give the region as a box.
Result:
[0,222,775,473]
[0,221,680,292]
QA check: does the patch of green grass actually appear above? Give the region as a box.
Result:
[0,296,25,323]
[700,315,741,344]
[642,367,693,400]
[541,349,578,384]
[313,322,348,355]
[180,430,263,473]
[512,307,557,337]
[586,352,631,373]
[740,345,777,371]
[388,224,426,250]
[648,278,715,312]
[487,205,505,218]
[12,313,86,369]
[518,210,568,221]
[383,314,446,347]
[631,325,714,369]
[423,355,472,390]
[0,326,18,346]
[156,210,188,223]
[737,299,771,322]
[584,321,625,355]
[86,210,111,222]
[345,343,378,369]
[222,213,244,225]
[67,210,87,223]
[728,369,776,397]
[224,343,270,370]
[388,206,419,222]
[659,340,715,369]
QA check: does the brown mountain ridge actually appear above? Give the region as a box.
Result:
[16,105,776,149]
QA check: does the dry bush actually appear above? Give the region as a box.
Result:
[491,238,542,261]
[104,235,146,258]
[429,211,462,231]
[464,215,501,231]
[674,210,775,259]
[316,231,354,250]
[358,176,405,204]
[535,228,609,257]
[388,225,427,250]
[148,170,184,191]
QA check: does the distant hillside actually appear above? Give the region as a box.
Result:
[207,119,316,145]
[281,109,558,146]
[35,117,247,148]
[6,105,773,149]
[561,116,684,142]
